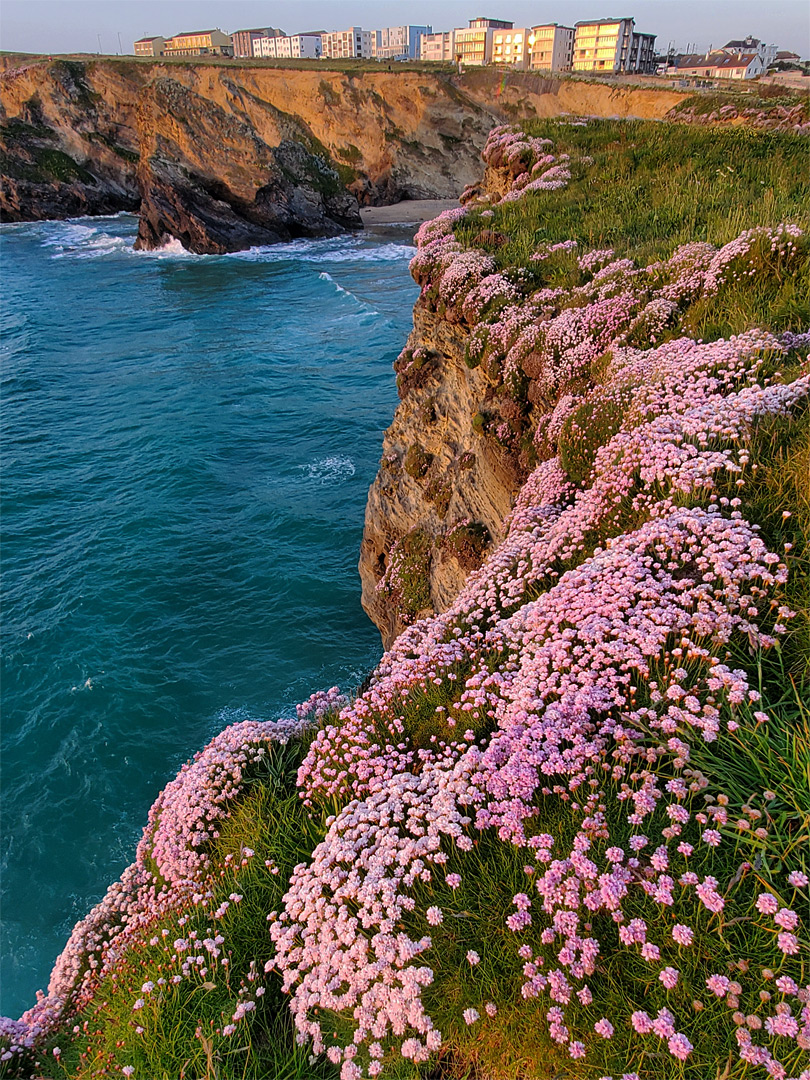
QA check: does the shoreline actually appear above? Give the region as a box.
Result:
[360,198,459,225]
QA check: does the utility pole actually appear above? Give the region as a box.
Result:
[97,33,102,55]
[118,32,123,55]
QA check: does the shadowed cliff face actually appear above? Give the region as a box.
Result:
[0,58,686,251]
[133,78,360,253]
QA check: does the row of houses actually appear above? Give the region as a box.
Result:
[133,16,658,72]
[133,21,792,80]
[665,37,781,81]
[133,25,428,62]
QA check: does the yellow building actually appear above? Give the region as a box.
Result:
[133,36,165,57]
[492,28,529,68]
[164,29,233,57]
[572,17,633,73]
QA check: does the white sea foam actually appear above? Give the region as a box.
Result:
[229,235,414,264]
[300,455,356,484]
[318,271,381,315]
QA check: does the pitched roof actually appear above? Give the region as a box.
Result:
[722,37,760,49]
[676,50,761,71]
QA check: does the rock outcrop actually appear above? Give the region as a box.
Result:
[133,77,360,253]
[359,303,532,649]
[0,57,688,251]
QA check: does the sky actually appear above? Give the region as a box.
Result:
[0,0,808,58]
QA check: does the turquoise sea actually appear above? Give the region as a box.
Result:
[0,214,418,1018]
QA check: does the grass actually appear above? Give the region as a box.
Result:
[455,120,810,271]
[32,743,337,1080]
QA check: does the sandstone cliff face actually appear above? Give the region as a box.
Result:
[133,77,360,253]
[359,302,533,649]
[1,58,687,250]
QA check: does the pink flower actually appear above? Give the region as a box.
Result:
[707,974,730,997]
[668,1033,693,1060]
[463,1008,480,1025]
[672,924,693,946]
[466,950,480,965]
[569,1041,586,1058]
[773,908,798,930]
[777,932,799,955]
[787,871,808,887]
[640,942,660,962]
[659,967,679,989]
[594,1018,614,1038]
[426,906,443,926]
[756,892,779,914]
[631,1011,653,1034]
[446,873,462,889]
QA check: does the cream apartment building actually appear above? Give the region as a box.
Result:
[492,27,529,68]
[528,24,575,71]
[134,36,165,57]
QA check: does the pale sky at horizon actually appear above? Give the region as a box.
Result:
[1,0,808,58]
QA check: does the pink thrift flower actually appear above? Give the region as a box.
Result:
[466,950,480,965]
[631,1011,653,1034]
[668,1033,693,1060]
[756,893,779,914]
[426,906,443,926]
[777,932,799,955]
[774,908,798,930]
[659,966,679,989]
[787,871,808,887]
[672,924,694,946]
[594,1018,614,1038]
[463,1008,480,1025]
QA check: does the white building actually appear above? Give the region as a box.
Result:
[255,33,322,59]
[420,30,456,61]
[492,27,530,68]
[720,37,778,68]
[675,51,764,79]
[321,27,373,59]
[527,24,575,71]
[372,25,431,61]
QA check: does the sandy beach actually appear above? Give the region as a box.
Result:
[360,198,460,225]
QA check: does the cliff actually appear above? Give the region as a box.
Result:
[0,57,686,251]
[1,114,808,1080]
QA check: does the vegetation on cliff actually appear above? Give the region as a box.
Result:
[1,117,808,1080]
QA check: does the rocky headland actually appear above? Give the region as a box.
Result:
[0,57,686,253]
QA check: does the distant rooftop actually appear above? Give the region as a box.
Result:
[575,17,634,26]
[173,30,227,38]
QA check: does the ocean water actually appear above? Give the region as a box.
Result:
[0,214,418,1018]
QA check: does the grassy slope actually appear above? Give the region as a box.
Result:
[11,119,809,1080]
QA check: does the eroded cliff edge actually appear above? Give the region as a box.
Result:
[359,301,531,648]
[0,58,685,252]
